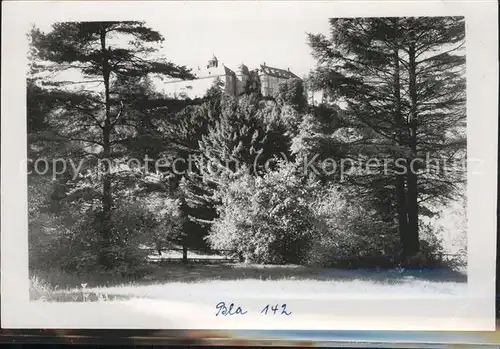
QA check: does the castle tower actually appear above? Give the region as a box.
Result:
[236,64,251,95]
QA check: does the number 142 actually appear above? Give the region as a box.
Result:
[261,304,292,316]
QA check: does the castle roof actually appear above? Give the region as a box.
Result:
[260,64,300,79]
[161,60,300,99]
[239,64,250,76]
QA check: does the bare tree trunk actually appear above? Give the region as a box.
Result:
[393,39,410,261]
[99,27,113,269]
[406,43,420,257]
[182,245,188,264]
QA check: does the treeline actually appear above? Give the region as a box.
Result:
[27,18,467,278]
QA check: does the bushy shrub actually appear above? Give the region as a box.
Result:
[140,193,184,250]
[208,162,320,264]
[421,191,467,269]
[453,243,467,269]
[29,275,53,301]
[305,186,399,268]
[405,222,456,269]
[208,163,405,267]
[42,205,151,277]
[29,195,183,279]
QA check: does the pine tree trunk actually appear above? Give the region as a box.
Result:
[393,42,410,261]
[406,43,420,257]
[182,245,188,264]
[99,28,113,269]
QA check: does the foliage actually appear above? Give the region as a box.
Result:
[305,186,399,268]
[307,17,466,258]
[28,21,195,270]
[273,78,308,135]
[425,191,467,268]
[37,209,144,276]
[208,162,319,264]
[29,275,54,301]
[405,223,450,268]
[29,192,184,275]
[198,93,272,181]
[157,88,225,247]
[139,193,184,249]
[274,78,307,112]
[26,18,467,276]
[181,93,291,231]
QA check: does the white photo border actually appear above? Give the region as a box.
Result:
[1,0,498,330]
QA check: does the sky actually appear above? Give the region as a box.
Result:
[34,14,331,99]
[146,17,330,79]
[33,5,332,82]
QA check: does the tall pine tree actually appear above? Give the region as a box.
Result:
[308,17,465,260]
[30,21,195,269]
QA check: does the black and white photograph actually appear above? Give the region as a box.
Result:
[1,1,497,331]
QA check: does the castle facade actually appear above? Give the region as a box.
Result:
[161,57,301,100]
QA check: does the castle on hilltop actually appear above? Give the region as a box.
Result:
[161,56,302,100]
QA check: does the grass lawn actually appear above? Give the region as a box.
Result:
[30,263,468,302]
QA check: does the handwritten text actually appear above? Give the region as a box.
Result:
[215,302,292,316]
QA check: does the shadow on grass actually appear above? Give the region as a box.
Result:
[30,263,467,302]
[143,263,467,285]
